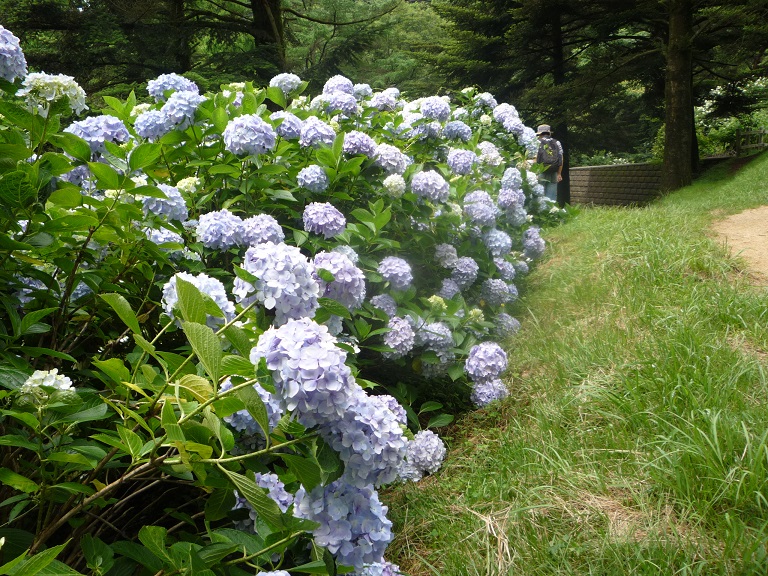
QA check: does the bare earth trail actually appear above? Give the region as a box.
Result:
[711,205,768,286]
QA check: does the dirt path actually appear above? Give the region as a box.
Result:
[711,206,768,286]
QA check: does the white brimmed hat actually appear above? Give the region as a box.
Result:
[536,124,551,135]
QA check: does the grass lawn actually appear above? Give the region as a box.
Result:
[385,153,768,575]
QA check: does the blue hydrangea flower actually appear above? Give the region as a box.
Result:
[297,164,329,193]
[353,83,373,100]
[383,316,415,360]
[415,321,454,363]
[145,227,183,248]
[147,73,198,102]
[354,561,405,576]
[370,294,397,318]
[477,141,502,165]
[332,244,359,264]
[160,90,206,129]
[465,341,507,383]
[270,110,303,139]
[241,214,285,245]
[494,312,521,339]
[498,187,525,210]
[234,242,319,324]
[161,272,235,328]
[463,190,499,226]
[319,389,408,487]
[196,209,244,250]
[64,115,131,154]
[435,243,458,268]
[449,256,479,289]
[483,228,512,256]
[326,90,359,116]
[480,278,512,307]
[420,96,450,122]
[0,26,27,82]
[501,167,523,190]
[522,226,546,259]
[300,116,336,148]
[256,572,291,576]
[134,110,173,141]
[219,378,283,436]
[374,143,409,175]
[411,170,449,203]
[294,480,392,569]
[313,251,366,311]
[368,91,398,111]
[492,102,519,124]
[493,257,516,281]
[371,394,407,426]
[471,378,509,407]
[514,259,530,275]
[223,114,277,155]
[442,120,472,142]
[269,72,302,95]
[142,183,188,222]
[447,148,477,175]
[474,92,498,109]
[303,202,346,238]
[233,473,293,528]
[323,74,354,95]
[378,257,412,291]
[437,278,461,299]
[343,130,377,157]
[400,430,446,481]
[504,204,528,227]
[520,126,539,154]
[250,318,359,427]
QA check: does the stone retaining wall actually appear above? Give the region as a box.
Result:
[569,163,662,206]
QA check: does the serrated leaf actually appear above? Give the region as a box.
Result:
[221,355,254,377]
[92,358,131,386]
[0,468,39,493]
[279,454,322,492]
[317,297,350,319]
[6,541,69,576]
[235,385,270,440]
[175,276,207,324]
[182,322,222,384]
[427,413,454,429]
[18,308,57,337]
[176,374,213,403]
[418,401,443,414]
[138,526,173,564]
[128,143,162,172]
[118,426,143,461]
[205,489,236,522]
[161,401,185,443]
[220,469,284,530]
[100,293,141,334]
[265,86,287,108]
[87,162,121,189]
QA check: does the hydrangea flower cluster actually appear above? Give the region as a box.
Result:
[142,184,188,222]
[270,110,303,139]
[234,242,319,325]
[20,369,73,394]
[420,96,450,122]
[17,72,88,115]
[161,271,235,328]
[297,164,329,192]
[399,430,447,482]
[443,120,472,142]
[223,114,277,155]
[495,312,521,339]
[522,226,546,259]
[411,170,449,203]
[0,26,27,82]
[383,316,415,359]
[477,141,503,166]
[382,174,406,197]
[303,202,346,238]
[343,130,377,157]
[354,561,405,576]
[269,72,302,95]
[414,321,454,364]
[450,256,479,289]
[64,115,131,154]
[481,278,513,307]
[219,378,283,436]
[323,74,354,95]
[313,251,366,311]
[134,110,173,141]
[241,214,285,245]
[300,116,336,148]
[471,378,509,407]
[465,341,508,385]
[368,91,398,111]
[161,90,206,129]
[438,278,461,299]
[325,90,359,117]
[374,143,409,174]
[147,73,199,101]
[463,190,499,226]
[435,243,458,268]
[195,209,244,249]
[447,148,477,175]
[294,480,393,570]
[378,257,412,291]
[370,294,397,318]
[483,228,512,256]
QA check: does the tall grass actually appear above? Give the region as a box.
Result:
[385,153,768,575]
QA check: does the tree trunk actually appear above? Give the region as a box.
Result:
[661,0,694,191]
[250,0,286,70]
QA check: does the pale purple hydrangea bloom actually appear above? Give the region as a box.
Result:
[522,226,546,259]
[161,271,235,327]
[323,74,354,95]
[196,209,243,250]
[234,242,319,324]
[370,294,397,318]
[353,83,373,100]
[477,141,503,166]
[134,110,173,141]
[220,378,283,436]
[447,148,477,175]
[332,244,359,264]
[504,205,528,227]
[437,278,461,299]
[354,561,405,576]
[374,143,409,175]
[326,90,359,116]
[415,321,454,363]
[463,190,499,226]
[142,183,188,222]
[498,187,526,210]
[501,167,523,190]
[145,227,183,247]
[269,72,302,95]
[450,256,479,289]
[250,318,360,427]
[481,278,512,307]
[495,312,521,339]
[411,117,442,140]
[303,202,346,238]
[383,316,415,360]
[313,251,366,311]
[474,92,498,109]
[223,114,277,155]
[233,473,293,527]
[492,102,519,124]
[241,214,285,245]
[493,257,516,281]
[471,378,509,407]
[319,390,408,487]
[400,430,446,481]
[520,126,539,154]
[411,170,449,203]
[503,114,526,136]
[420,96,450,122]
[435,243,458,268]
[442,120,472,142]
[64,115,131,154]
[270,110,303,139]
[371,395,407,427]
[378,256,412,291]
[465,341,507,383]
[483,228,512,256]
[147,73,198,102]
[160,90,206,129]
[297,164,329,193]
[300,116,336,148]
[294,480,392,569]
[514,260,530,275]
[0,26,27,82]
[368,91,397,111]
[343,130,377,157]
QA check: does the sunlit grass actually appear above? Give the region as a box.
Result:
[385,153,768,575]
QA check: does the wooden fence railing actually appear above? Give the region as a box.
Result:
[734,129,768,156]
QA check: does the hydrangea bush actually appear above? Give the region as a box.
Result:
[0,24,564,575]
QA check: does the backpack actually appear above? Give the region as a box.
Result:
[537,136,561,169]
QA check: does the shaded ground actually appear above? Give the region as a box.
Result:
[711,205,768,286]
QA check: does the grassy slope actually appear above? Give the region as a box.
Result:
[385,154,768,576]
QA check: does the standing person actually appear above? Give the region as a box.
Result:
[536,124,563,202]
